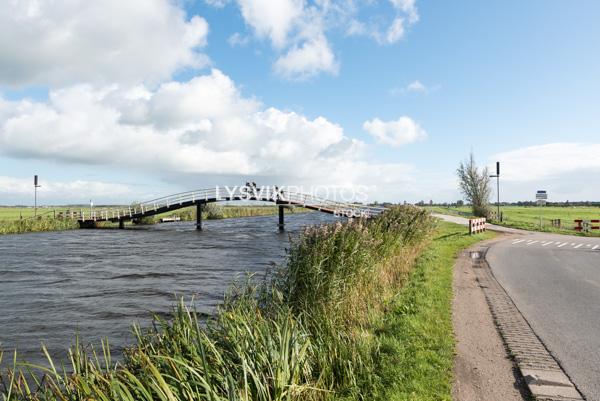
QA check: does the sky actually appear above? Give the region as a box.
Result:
[0,0,599,205]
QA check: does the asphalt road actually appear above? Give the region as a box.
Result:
[434,214,600,400]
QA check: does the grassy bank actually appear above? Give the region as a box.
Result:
[1,206,434,400]
[373,221,494,400]
[429,205,600,236]
[0,205,303,235]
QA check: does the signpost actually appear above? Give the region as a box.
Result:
[536,190,548,206]
[535,190,548,229]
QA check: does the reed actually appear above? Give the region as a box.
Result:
[0,206,433,400]
[0,218,78,235]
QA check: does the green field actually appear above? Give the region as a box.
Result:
[429,205,600,236]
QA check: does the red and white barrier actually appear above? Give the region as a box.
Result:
[574,219,600,232]
[469,218,487,234]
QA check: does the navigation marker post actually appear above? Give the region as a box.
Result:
[34,175,41,217]
[489,162,500,221]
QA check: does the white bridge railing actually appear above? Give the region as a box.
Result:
[77,186,387,222]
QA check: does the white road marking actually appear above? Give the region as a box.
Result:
[555,241,561,244]
[574,244,583,249]
[586,244,591,247]
[593,245,599,250]
[542,242,553,247]
[558,243,568,248]
[512,239,526,244]
[571,243,576,246]
[527,240,539,246]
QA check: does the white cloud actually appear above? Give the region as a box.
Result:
[492,143,600,182]
[228,32,250,47]
[204,0,230,7]
[406,80,427,93]
[235,0,338,79]
[274,36,339,80]
[0,69,417,201]
[231,0,421,79]
[386,17,406,44]
[346,0,419,45]
[237,0,304,49]
[0,0,209,87]
[389,80,440,96]
[389,0,419,24]
[363,117,427,147]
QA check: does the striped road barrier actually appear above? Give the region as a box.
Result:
[469,218,487,234]
[574,219,600,233]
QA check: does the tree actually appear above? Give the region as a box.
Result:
[457,153,491,217]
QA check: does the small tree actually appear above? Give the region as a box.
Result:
[457,153,491,217]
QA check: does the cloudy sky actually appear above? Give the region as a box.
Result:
[1,0,599,205]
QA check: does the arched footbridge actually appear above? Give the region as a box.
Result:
[73,185,387,230]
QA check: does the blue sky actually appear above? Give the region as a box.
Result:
[1,0,599,205]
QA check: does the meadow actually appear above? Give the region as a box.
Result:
[0,208,492,400]
[429,205,600,236]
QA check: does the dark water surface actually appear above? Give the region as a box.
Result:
[0,212,338,367]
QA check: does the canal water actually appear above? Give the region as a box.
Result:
[0,212,338,367]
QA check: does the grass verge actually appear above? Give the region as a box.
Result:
[372,221,495,400]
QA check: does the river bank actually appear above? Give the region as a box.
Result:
[0,205,306,235]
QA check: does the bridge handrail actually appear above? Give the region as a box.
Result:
[79,186,387,221]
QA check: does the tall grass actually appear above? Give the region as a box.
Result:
[0,218,78,235]
[1,206,433,401]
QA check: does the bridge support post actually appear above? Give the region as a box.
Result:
[196,202,203,231]
[119,219,124,229]
[278,205,285,231]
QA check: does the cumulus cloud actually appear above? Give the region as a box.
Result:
[235,0,338,79]
[363,117,427,147]
[237,0,304,49]
[0,0,209,87]
[230,0,420,79]
[274,36,339,80]
[0,69,416,201]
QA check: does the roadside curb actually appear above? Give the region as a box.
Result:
[469,245,585,401]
